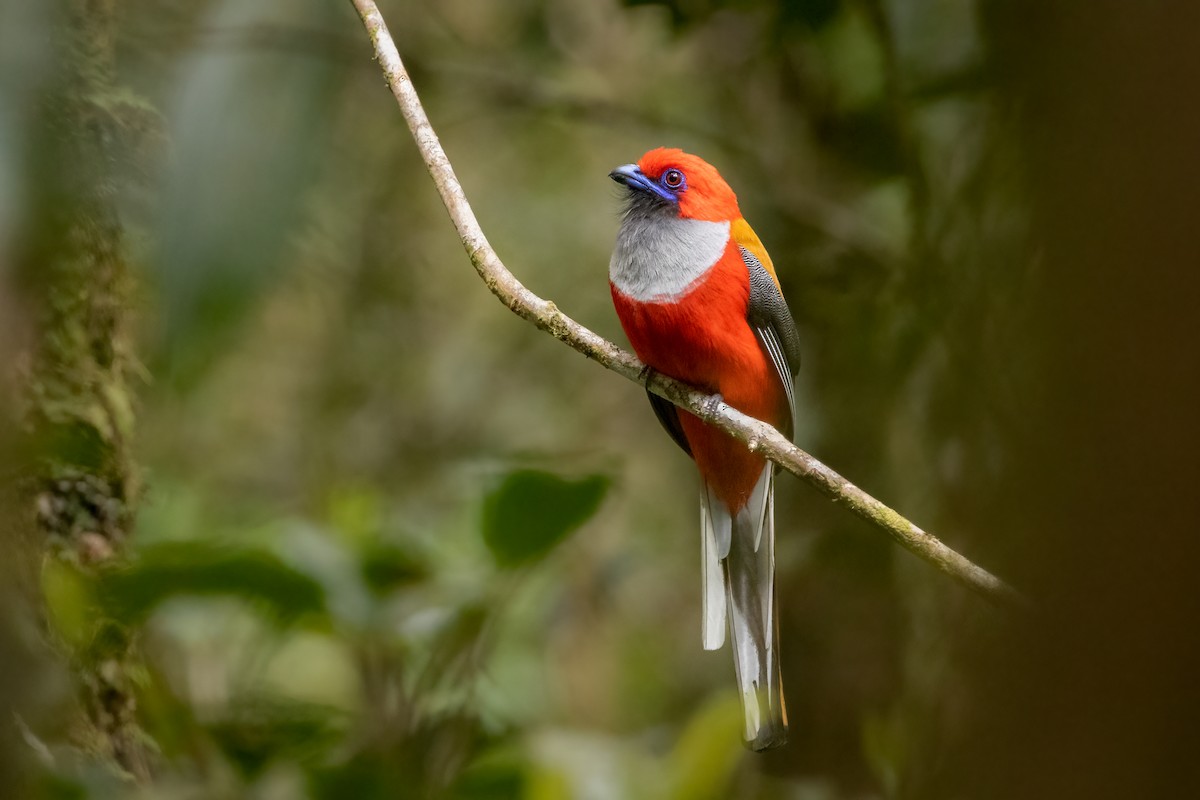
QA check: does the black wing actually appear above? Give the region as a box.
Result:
[647,389,692,457]
[741,246,801,440]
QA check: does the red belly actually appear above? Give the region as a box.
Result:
[611,242,787,510]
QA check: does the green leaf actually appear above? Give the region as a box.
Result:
[451,744,528,800]
[360,540,428,595]
[481,470,609,568]
[207,695,345,778]
[100,541,326,624]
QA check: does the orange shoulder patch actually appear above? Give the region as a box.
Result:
[730,218,780,290]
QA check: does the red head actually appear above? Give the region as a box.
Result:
[610,147,741,222]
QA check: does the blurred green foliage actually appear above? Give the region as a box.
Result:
[483,471,610,568]
[3,0,1009,796]
[4,0,1200,799]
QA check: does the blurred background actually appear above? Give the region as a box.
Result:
[2,0,1199,798]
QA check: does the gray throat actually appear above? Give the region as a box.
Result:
[609,207,730,302]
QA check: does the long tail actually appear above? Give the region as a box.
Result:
[701,467,787,751]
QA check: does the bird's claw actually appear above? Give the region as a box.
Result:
[704,392,726,417]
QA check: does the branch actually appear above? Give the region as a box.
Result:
[347,0,1023,609]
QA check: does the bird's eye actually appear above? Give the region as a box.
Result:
[663,169,684,189]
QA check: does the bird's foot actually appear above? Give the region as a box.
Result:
[703,392,726,417]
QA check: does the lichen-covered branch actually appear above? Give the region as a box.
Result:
[20,0,153,782]
[346,0,1022,608]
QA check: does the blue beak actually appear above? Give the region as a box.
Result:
[609,163,676,203]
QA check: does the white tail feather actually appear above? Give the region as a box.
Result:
[721,467,788,751]
[700,485,729,650]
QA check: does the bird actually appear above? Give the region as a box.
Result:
[608,148,801,751]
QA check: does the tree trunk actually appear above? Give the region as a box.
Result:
[18,0,152,782]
